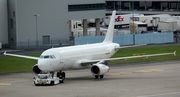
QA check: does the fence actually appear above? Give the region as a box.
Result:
[75,32,174,45]
[8,32,174,49]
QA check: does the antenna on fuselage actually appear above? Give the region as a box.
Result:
[103,10,116,43]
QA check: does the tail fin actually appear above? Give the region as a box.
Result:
[103,10,116,43]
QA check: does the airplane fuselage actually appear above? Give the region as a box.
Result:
[37,42,120,72]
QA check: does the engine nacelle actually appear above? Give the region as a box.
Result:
[91,64,109,75]
[32,64,42,74]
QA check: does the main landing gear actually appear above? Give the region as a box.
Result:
[57,71,66,83]
[95,75,104,79]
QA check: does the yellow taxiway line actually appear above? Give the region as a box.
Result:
[0,83,11,86]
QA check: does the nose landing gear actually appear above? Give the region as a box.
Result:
[57,71,66,83]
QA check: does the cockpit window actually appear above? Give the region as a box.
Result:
[40,55,56,59]
[50,55,53,59]
[44,55,49,59]
[40,56,44,58]
[52,55,56,58]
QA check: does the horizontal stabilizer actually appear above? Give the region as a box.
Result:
[115,44,146,49]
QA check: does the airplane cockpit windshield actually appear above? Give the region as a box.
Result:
[40,55,56,59]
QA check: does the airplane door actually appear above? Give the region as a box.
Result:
[60,55,65,69]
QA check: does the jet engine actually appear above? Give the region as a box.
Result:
[32,64,42,74]
[91,64,109,75]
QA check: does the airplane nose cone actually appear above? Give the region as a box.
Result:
[38,63,46,71]
[37,60,50,71]
[37,59,60,72]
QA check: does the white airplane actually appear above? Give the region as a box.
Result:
[4,11,176,83]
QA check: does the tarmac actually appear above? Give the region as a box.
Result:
[0,60,180,97]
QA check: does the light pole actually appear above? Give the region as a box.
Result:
[132,1,135,45]
[34,14,40,46]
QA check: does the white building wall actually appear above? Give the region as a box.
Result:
[9,0,105,46]
[15,0,69,43]
[0,0,8,44]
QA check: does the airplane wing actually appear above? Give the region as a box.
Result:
[80,51,176,66]
[3,51,39,60]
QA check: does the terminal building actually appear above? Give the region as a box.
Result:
[0,0,180,49]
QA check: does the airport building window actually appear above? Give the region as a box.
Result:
[43,35,50,45]
[106,1,180,12]
[10,19,13,28]
[68,3,105,11]
[13,11,15,17]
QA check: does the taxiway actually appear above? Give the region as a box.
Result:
[0,60,180,97]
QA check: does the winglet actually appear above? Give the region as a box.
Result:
[3,51,7,56]
[174,50,176,56]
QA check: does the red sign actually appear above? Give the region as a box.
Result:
[115,16,124,22]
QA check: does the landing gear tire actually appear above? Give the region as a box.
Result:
[95,75,99,79]
[60,72,65,83]
[50,81,54,85]
[95,75,104,79]
[100,75,104,79]
[57,71,66,83]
